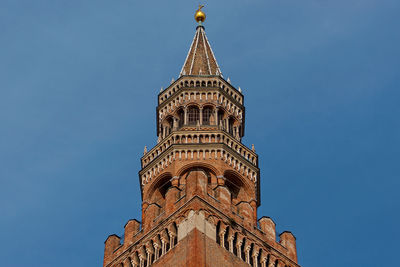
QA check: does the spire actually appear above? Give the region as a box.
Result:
[180,7,222,77]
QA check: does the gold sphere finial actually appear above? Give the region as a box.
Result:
[195,5,206,23]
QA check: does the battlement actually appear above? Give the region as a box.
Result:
[104,196,299,267]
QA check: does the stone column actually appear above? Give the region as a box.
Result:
[160,230,169,255]
[145,241,154,267]
[236,233,244,259]
[218,223,227,248]
[214,108,218,126]
[184,107,188,125]
[227,231,235,253]
[138,247,146,267]
[152,236,161,261]
[252,245,260,267]
[260,250,268,267]
[131,255,139,267]
[268,255,277,267]
[244,239,252,264]
[168,224,177,248]
[199,107,203,125]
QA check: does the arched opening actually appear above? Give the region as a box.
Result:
[177,108,184,127]
[228,117,235,135]
[165,116,174,136]
[218,110,224,127]
[224,170,251,205]
[187,106,199,125]
[216,221,221,245]
[202,107,213,125]
[147,174,173,205]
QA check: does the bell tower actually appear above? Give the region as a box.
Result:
[103,6,301,267]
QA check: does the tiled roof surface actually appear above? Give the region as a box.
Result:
[180,26,222,77]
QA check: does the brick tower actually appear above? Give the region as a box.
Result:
[103,6,301,267]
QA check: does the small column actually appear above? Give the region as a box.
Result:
[218,223,227,248]
[252,245,260,267]
[145,241,154,267]
[138,247,147,267]
[244,239,252,264]
[236,233,244,259]
[260,250,268,267]
[160,230,169,255]
[227,231,235,253]
[130,255,140,267]
[184,107,188,125]
[214,109,218,126]
[199,107,203,125]
[168,224,177,248]
[152,236,161,261]
[268,255,277,267]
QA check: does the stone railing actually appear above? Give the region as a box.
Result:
[159,76,243,106]
[142,131,257,168]
[158,89,243,125]
[140,144,258,186]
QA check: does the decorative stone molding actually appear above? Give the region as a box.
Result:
[177,210,216,242]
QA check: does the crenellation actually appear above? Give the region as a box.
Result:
[259,216,277,241]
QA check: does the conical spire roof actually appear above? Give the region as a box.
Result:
[180,26,222,77]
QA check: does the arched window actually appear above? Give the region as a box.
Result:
[218,110,224,126]
[228,117,235,135]
[188,106,199,125]
[202,107,213,125]
[177,109,184,127]
[165,116,174,135]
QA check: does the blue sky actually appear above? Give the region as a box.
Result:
[1,0,399,266]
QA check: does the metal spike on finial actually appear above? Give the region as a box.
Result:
[238,87,242,93]
[160,87,163,92]
[195,5,206,25]
[171,78,175,84]
[227,77,231,83]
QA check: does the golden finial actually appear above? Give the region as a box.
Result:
[195,5,206,24]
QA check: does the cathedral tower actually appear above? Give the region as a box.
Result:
[103,6,300,267]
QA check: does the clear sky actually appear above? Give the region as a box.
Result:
[1,1,399,266]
